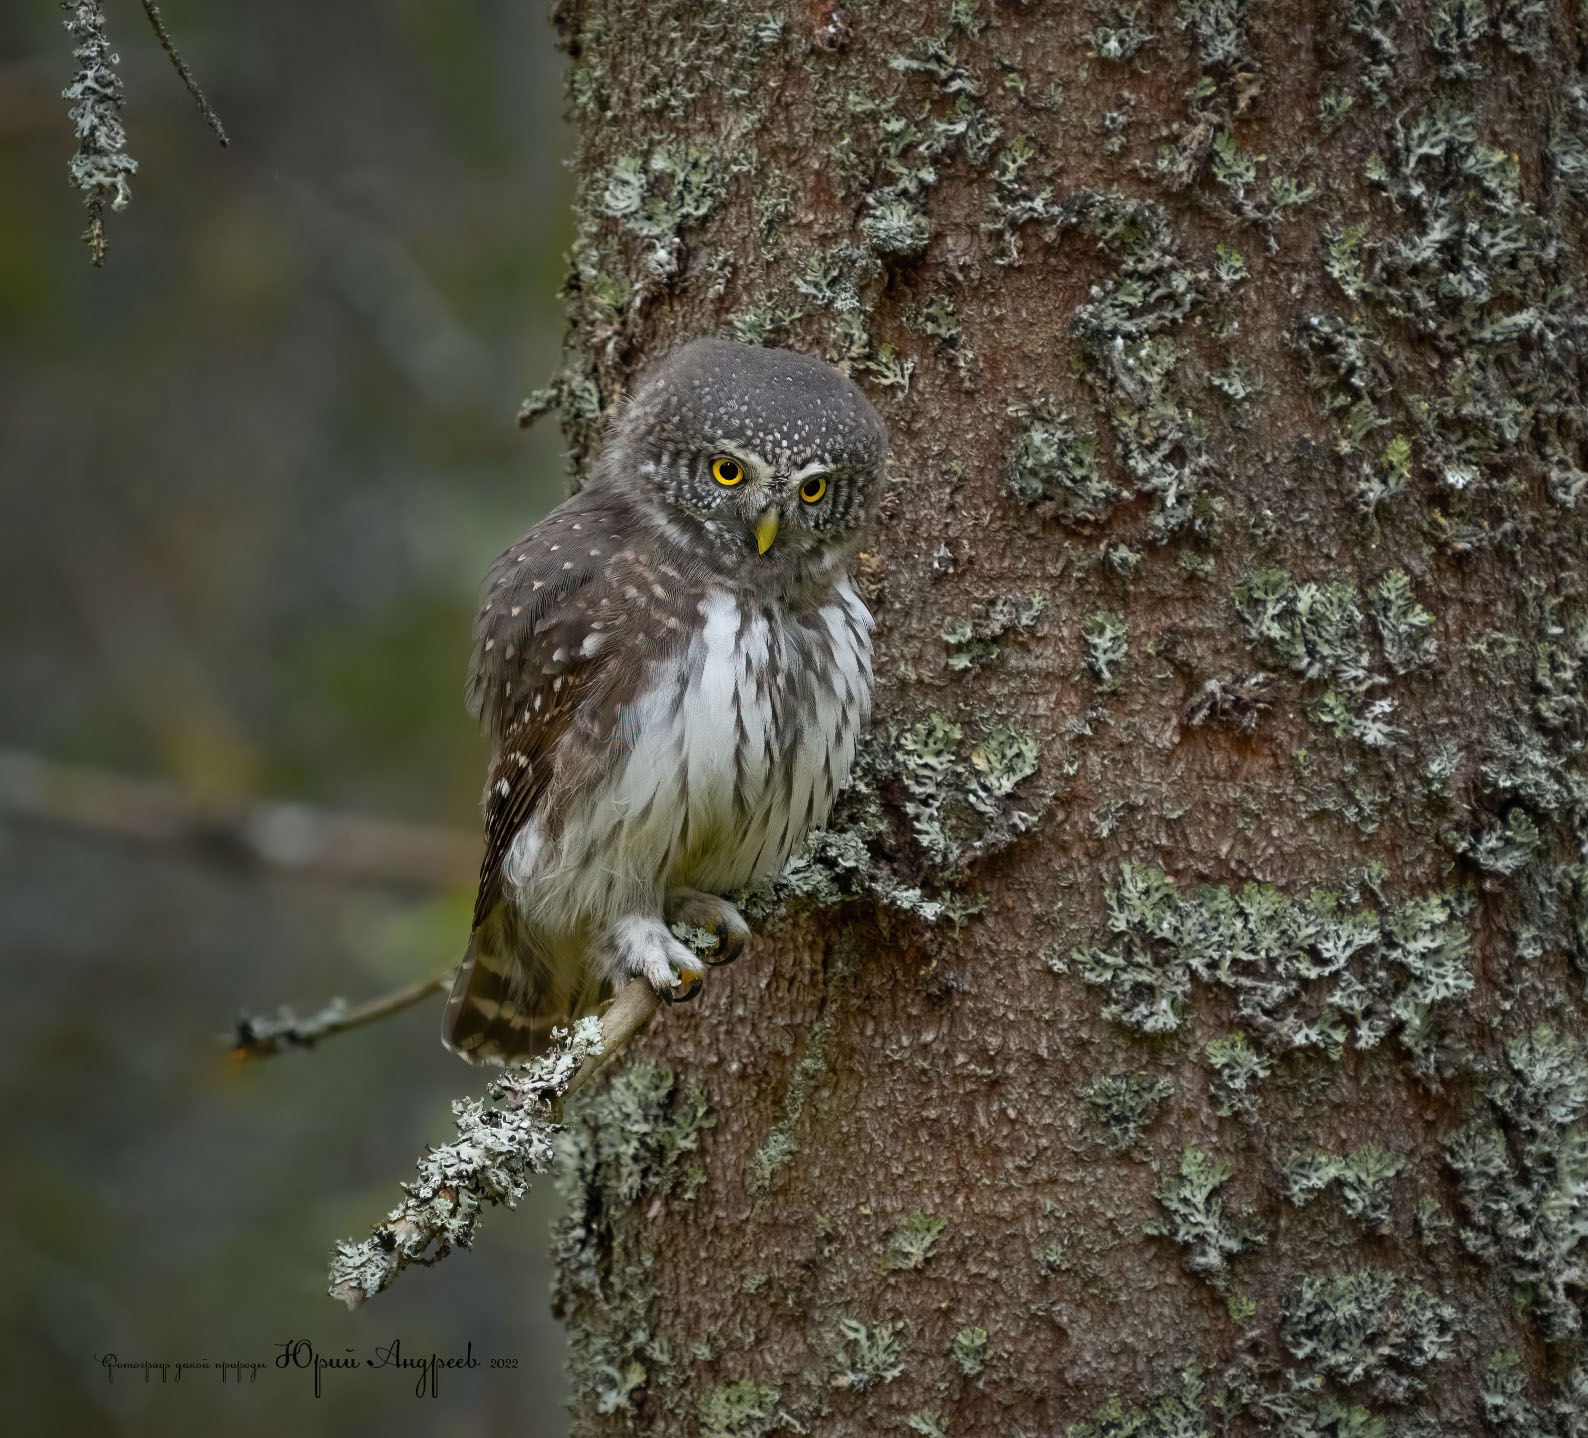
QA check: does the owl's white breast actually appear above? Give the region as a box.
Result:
[506,580,873,936]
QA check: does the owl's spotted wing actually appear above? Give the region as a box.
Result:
[446,488,640,1061]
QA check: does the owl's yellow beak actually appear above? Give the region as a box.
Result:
[755,507,781,554]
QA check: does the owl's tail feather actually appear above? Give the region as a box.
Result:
[441,930,557,1066]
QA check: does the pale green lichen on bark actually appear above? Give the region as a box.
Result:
[1002,401,1113,521]
[1300,56,1586,518]
[1277,1143,1406,1232]
[1202,1032,1271,1115]
[1083,608,1130,691]
[1175,0,1258,70]
[744,928,863,1203]
[892,713,1043,874]
[884,1211,947,1271]
[829,1317,906,1392]
[1444,1024,1588,1346]
[1065,861,1474,1069]
[1065,1366,1211,1438]
[950,1325,988,1376]
[941,590,1046,672]
[697,1379,780,1438]
[1064,190,1222,546]
[1232,569,1373,689]
[552,1061,716,1421]
[1280,1269,1455,1403]
[731,702,1044,932]
[1085,1070,1172,1149]
[1089,4,1156,65]
[743,1006,832,1199]
[1146,1147,1266,1276]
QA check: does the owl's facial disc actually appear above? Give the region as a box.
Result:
[609,338,888,582]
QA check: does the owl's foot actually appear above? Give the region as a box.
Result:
[664,888,749,967]
[608,914,708,1004]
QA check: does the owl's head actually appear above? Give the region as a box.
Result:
[599,339,888,587]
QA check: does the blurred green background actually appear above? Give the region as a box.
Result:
[1,3,576,1433]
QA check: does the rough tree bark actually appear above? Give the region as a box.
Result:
[531,2,1588,1434]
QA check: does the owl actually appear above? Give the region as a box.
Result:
[443,339,887,1063]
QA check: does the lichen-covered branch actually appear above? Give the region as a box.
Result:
[60,1,136,265]
[328,979,659,1309]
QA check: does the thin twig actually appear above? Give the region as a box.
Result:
[139,1,227,145]
[231,968,457,1060]
[327,978,660,1309]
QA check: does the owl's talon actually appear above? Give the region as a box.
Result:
[665,889,750,968]
[664,969,705,1004]
[703,924,744,967]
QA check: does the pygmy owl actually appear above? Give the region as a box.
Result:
[443,338,887,1063]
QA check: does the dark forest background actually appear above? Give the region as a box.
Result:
[1,4,575,1433]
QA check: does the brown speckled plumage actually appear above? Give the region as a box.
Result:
[444,340,887,1063]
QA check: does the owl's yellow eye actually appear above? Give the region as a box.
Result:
[711,456,744,486]
[798,475,828,504]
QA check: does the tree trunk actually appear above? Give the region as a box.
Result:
[537,2,1588,1433]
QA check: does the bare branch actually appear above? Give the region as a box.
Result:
[0,749,479,889]
[565,977,662,1097]
[327,979,660,1309]
[140,1,228,146]
[231,968,456,1060]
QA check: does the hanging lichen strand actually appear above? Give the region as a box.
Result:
[59,2,137,264]
[534,1,1588,1433]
